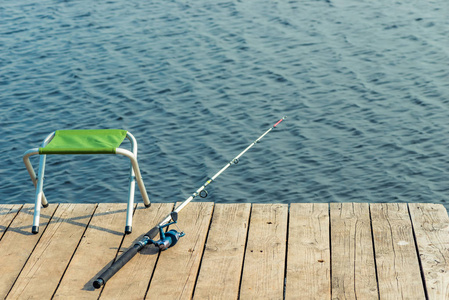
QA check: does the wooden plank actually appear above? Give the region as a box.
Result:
[285,203,330,300]
[53,203,130,299]
[409,203,449,299]
[99,203,175,300]
[145,202,214,300]
[240,203,288,299]
[371,203,426,299]
[8,203,96,299]
[194,203,251,300]
[1,202,445,299]
[330,203,378,299]
[0,204,58,299]
[0,204,22,238]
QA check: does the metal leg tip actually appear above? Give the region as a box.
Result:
[93,278,104,289]
[144,203,151,208]
[43,203,49,208]
[125,226,132,234]
[32,226,39,234]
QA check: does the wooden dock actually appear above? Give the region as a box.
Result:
[0,202,448,299]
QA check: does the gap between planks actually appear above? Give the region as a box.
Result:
[0,203,447,300]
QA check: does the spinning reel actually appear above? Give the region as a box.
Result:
[149,212,185,251]
[93,117,286,289]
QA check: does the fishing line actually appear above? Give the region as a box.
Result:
[93,116,286,288]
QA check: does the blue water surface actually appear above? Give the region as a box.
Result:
[1,0,449,209]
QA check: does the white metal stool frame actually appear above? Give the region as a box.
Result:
[23,131,151,234]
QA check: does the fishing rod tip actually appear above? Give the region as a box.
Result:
[273,117,286,128]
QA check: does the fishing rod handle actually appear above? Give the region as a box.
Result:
[93,243,142,289]
[145,226,160,239]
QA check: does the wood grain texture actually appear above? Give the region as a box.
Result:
[194,203,251,300]
[146,202,214,300]
[371,203,426,299]
[8,203,96,299]
[409,203,449,300]
[100,203,175,300]
[0,204,58,299]
[0,202,445,299]
[53,203,130,299]
[286,203,330,300]
[0,204,22,238]
[330,203,378,300]
[240,203,288,300]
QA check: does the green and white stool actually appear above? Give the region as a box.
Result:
[23,129,151,234]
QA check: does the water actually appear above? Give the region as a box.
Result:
[1,0,449,210]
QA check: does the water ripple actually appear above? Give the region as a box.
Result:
[1,0,449,210]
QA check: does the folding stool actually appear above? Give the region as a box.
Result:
[23,129,150,234]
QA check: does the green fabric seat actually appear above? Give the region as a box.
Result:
[25,129,151,234]
[39,129,128,154]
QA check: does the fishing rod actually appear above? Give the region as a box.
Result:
[93,116,286,289]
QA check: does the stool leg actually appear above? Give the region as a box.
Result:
[136,174,151,208]
[23,151,49,207]
[125,160,135,234]
[117,144,151,233]
[32,154,46,234]
[131,159,150,208]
